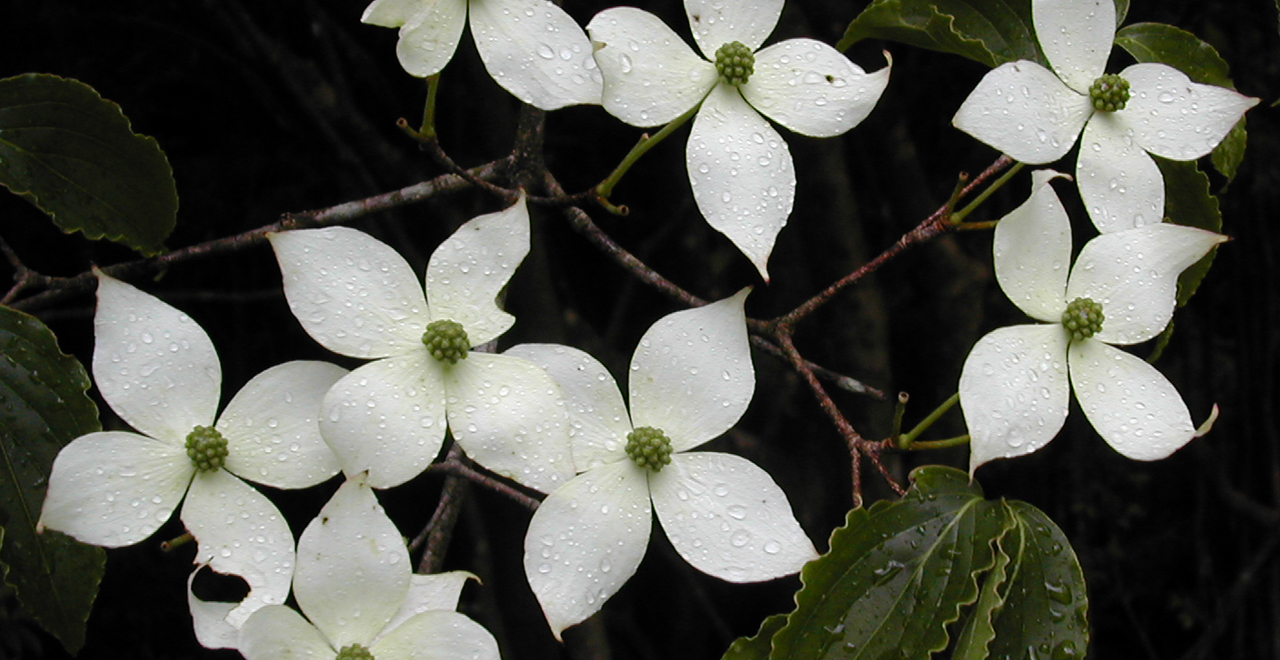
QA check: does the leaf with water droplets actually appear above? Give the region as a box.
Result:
[0,74,176,255]
[1114,22,1252,182]
[768,466,1007,660]
[982,501,1088,660]
[951,501,1019,660]
[721,613,787,660]
[0,305,104,654]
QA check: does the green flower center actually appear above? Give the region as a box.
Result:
[421,319,470,364]
[625,426,673,472]
[1061,297,1105,342]
[335,643,375,660]
[185,425,228,472]
[1089,74,1130,112]
[714,41,755,86]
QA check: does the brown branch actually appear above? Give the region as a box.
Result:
[413,446,471,574]
[425,458,541,511]
[8,162,505,313]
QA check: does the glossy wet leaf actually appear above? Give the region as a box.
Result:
[837,0,1127,67]
[0,306,105,653]
[0,74,176,255]
[1153,157,1221,307]
[1115,23,1248,181]
[982,501,1089,660]
[951,503,1018,660]
[768,466,1006,660]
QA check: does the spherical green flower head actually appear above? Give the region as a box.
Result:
[422,319,470,364]
[626,426,673,472]
[335,644,375,660]
[715,41,754,87]
[1061,297,1105,342]
[185,425,228,472]
[1089,74,1131,112]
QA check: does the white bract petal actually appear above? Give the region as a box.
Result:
[38,431,191,547]
[651,452,816,582]
[320,352,447,489]
[1069,339,1197,460]
[294,476,408,649]
[993,170,1072,322]
[960,325,1072,473]
[524,461,652,641]
[587,7,718,127]
[1034,0,1114,93]
[444,352,574,493]
[372,610,501,660]
[1066,224,1227,345]
[382,572,478,637]
[468,0,602,110]
[952,60,1093,164]
[629,288,754,453]
[93,272,220,444]
[362,0,467,79]
[238,605,334,660]
[687,85,795,280]
[188,575,238,651]
[270,227,427,358]
[684,0,783,57]
[218,360,346,490]
[744,41,890,138]
[182,470,295,647]
[503,343,632,472]
[1120,63,1259,160]
[1076,112,1164,233]
[425,195,529,346]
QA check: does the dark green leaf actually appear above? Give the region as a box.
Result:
[952,502,1020,660]
[769,466,1006,660]
[1114,23,1249,182]
[984,501,1089,660]
[722,614,788,660]
[1153,157,1222,307]
[0,74,177,255]
[838,0,1043,68]
[0,306,105,654]
[837,0,1127,67]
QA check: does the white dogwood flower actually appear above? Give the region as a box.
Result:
[238,474,500,660]
[38,272,346,649]
[587,0,890,280]
[510,289,816,639]
[953,0,1257,233]
[959,171,1225,473]
[269,196,572,492]
[361,0,602,110]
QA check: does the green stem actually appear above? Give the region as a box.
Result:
[596,102,700,200]
[419,74,441,139]
[905,434,971,451]
[950,161,1025,224]
[897,391,960,449]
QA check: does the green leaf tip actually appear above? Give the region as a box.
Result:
[0,73,177,255]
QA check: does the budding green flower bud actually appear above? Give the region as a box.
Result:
[421,319,470,364]
[1089,74,1130,112]
[714,41,755,86]
[335,643,375,660]
[1061,297,1105,342]
[625,426,673,472]
[185,425,228,472]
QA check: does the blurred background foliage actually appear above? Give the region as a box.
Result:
[0,0,1276,658]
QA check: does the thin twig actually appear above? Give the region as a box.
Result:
[749,335,887,400]
[425,459,541,511]
[414,447,470,574]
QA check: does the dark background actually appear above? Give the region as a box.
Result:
[1,1,1276,658]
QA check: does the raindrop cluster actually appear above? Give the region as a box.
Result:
[625,426,673,471]
[1061,297,1104,342]
[714,41,754,86]
[185,425,228,472]
[1088,74,1130,112]
[422,319,470,364]
[335,643,375,660]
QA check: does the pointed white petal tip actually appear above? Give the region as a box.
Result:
[1193,404,1220,439]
